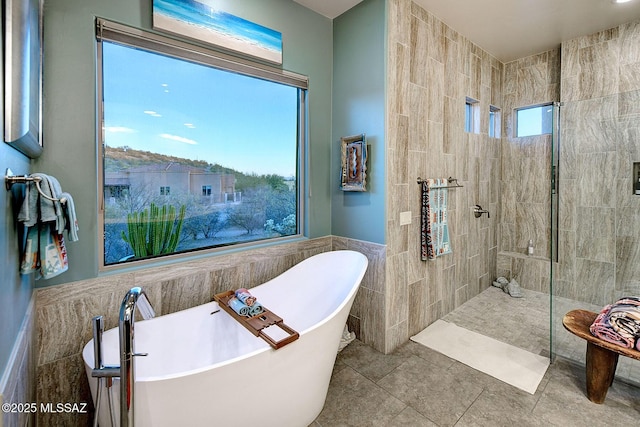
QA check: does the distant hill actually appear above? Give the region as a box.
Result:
[104,146,289,192]
[105,146,237,175]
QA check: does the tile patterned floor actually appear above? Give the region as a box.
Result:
[312,287,640,426]
[441,286,640,385]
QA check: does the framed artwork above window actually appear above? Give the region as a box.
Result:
[152,0,283,64]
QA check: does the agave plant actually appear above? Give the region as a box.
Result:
[121,203,186,258]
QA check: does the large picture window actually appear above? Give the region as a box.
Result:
[97,20,307,267]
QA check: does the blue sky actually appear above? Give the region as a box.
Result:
[102,41,298,177]
[516,105,553,137]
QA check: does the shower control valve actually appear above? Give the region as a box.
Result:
[473,205,490,218]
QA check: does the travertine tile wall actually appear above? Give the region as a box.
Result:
[333,237,387,350]
[34,236,384,426]
[386,0,501,350]
[556,21,640,304]
[497,49,560,292]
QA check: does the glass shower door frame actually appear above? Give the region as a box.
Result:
[550,101,561,361]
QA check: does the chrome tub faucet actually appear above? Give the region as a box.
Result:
[91,286,155,427]
[119,287,155,427]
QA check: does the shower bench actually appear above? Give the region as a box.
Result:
[562,309,640,404]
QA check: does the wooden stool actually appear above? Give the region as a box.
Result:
[562,309,640,403]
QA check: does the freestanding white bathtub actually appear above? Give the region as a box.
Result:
[82,250,368,427]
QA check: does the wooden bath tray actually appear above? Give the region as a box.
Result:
[213,290,299,349]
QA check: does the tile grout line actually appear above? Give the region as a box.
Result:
[451,386,486,426]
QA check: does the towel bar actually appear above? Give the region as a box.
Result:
[4,168,66,203]
[416,176,463,189]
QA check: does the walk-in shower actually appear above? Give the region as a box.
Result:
[550,26,640,385]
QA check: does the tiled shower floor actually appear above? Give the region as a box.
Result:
[441,286,640,385]
[442,286,551,357]
[312,287,640,426]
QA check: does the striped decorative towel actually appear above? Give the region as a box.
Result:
[420,178,452,261]
[590,297,640,351]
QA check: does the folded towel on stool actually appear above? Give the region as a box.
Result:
[590,297,640,350]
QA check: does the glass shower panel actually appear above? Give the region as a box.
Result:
[549,102,560,361]
[551,93,640,386]
[550,102,560,265]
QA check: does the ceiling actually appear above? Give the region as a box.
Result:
[292,0,365,20]
[294,0,640,63]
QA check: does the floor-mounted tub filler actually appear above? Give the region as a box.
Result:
[82,250,368,427]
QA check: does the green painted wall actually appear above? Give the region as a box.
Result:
[36,0,334,286]
[0,144,33,381]
[0,0,389,381]
[331,0,386,244]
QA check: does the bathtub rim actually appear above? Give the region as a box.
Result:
[82,250,368,383]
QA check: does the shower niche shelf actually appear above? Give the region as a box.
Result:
[634,162,640,196]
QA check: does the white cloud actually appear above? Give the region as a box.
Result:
[104,126,136,133]
[159,133,198,145]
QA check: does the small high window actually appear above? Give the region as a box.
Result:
[489,105,501,138]
[465,97,479,133]
[515,104,553,137]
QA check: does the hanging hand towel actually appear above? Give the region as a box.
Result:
[59,192,79,242]
[421,180,434,260]
[39,226,69,280]
[18,173,64,230]
[20,226,40,276]
[16,173,77,279]
[421,178,452,261]
[20,223,69,280]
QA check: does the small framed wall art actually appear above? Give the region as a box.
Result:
[340,134,367,192]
